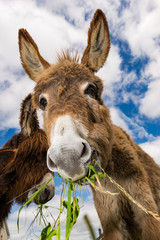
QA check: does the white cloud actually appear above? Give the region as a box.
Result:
[117,0,160,118]
[0,75,35,130]
[140,137,160,165]
[119,0,160,58]
[41,0,121,28]
[110,107,155,141]
[110,107,131,135]
[139,78,160,118]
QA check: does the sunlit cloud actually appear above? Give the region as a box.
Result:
[140,137,160,164]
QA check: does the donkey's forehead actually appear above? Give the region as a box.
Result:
[35,61,103,91]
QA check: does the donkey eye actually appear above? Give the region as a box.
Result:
[84,83,98,99]
[39,97,47,109]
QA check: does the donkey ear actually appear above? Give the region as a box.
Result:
[18,29,50,81]
[0,148,17,173]
[20,94,40,136]
[81,9,110,72]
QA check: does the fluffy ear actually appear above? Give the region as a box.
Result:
[20,94,40,136]
[18,28,50,81]
[0,148,17,173]
[81,9,110,72]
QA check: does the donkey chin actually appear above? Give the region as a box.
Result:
[47,144,101,182]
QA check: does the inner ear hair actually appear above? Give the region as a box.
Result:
[81,9,110,72]
[18,28,50,81]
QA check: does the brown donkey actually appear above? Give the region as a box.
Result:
[18,9,160,240]
[0,94,55,224]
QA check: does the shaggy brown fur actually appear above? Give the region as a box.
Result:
[0,149,17,174]
[18,9,160,240]
[0,94,54,224]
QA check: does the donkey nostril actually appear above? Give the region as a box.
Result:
[81,142,86,158]
[45,188,50,198]
[47,154,57,172]
[80,141,92,163]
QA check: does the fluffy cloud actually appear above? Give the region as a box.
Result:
[140,77,160,119]
[118,0,160,118]
[0,75,35,130]
[110,107,155,141]
[140,137,160,165]
[119,0,160,57]
[110,107,131,135]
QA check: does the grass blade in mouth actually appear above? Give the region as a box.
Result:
[65,181,72,239]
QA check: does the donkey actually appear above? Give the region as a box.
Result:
[0,94,55,224]
[18,9,160,240]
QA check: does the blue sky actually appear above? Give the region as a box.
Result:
[0,0,160,239]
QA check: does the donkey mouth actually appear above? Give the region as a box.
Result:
[78,149,102,185]
[88,149,101,169]
[84,149,100,170]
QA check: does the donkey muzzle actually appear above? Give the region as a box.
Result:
[47,139,92,181]
[46,115,93,181]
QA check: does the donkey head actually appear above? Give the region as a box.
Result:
[18,9,113,181]
[19,94,55,204]
[1,94,55,204]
